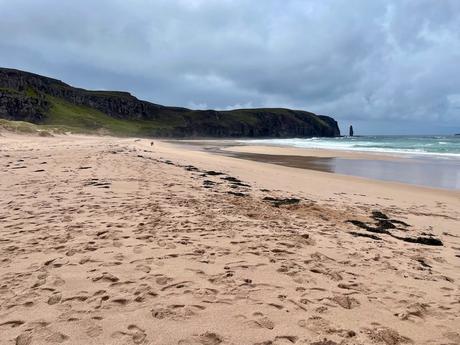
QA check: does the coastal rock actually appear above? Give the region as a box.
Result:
[0,67,340,138]
[0,89,49,123]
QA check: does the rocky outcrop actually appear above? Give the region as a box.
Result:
[0,89,49,122]
[0,68,167,121]
[0,67,340,137]
[169,109,339,138]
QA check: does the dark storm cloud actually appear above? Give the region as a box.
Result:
[1,0,459,133]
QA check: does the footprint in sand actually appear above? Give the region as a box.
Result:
[111,325,146,344]
[310,340,338,345]
[395,302,429,321]
[127,325,147,344]
[365,327,412,345]
[135,264,151,273]
[46,332,69,343]
[331,295,360,309]
[133,245,144,254]
[254,335,298,345]
[178,332,223,345]
[109,295,131,306]
[240,313,276,330]
[255,316,275,330]
[92,272,119,283]
[275,336,298,344]
[133,284,158,302]
[47,293,62,305]
[85,324,103,337]
[15,332,32,345]
[155,275,172,285]
[443,332,460,343]
[151,304,206,320]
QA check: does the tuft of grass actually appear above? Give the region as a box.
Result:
[25,87,39,97]
[0,119,38,133]
[0,119,59,135]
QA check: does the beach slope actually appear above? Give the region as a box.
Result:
[0,134,459,345]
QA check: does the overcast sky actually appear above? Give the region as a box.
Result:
[1,0,459,134]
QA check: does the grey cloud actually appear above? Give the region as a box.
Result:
[0,0,459,134]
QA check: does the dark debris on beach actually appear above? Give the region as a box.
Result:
[133,151,444,248]
[347,211,443,246]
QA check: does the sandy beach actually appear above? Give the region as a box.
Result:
[1,133,459,345]
[213,143,460,190]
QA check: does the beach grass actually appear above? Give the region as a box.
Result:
[43,96,181,136]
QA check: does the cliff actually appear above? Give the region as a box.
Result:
[0,68,340,138]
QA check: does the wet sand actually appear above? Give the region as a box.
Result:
[170,141,460,190]
[1,133,460,345]
[219,151,460,190]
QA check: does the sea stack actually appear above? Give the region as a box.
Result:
[349,125,354,137]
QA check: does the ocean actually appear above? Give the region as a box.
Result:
[238,135,460,158]
[235,135,460,190]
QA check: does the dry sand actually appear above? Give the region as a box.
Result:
[0,133,459,345]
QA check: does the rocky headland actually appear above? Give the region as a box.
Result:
[0,67,340,138]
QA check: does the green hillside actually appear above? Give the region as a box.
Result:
[0,67,341,138]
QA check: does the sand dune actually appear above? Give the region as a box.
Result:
[0,134,459,345]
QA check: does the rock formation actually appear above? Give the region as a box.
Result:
[0,68,340,138]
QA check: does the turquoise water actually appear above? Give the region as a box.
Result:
[239,135,460,158]
[234,135,460,189]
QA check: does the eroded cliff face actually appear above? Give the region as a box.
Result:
[0,67,340,137]
[0,68,166,121]
[0,89,49,123]
[172,110,339,138]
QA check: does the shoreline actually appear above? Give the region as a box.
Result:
[168,138,460,160]
[166,140,460,191]
[156,139,460,202]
